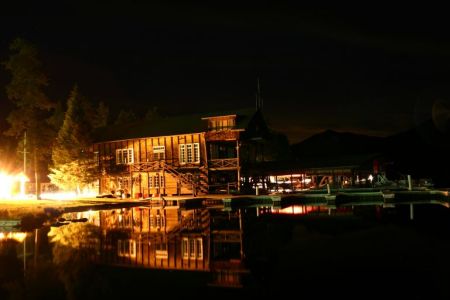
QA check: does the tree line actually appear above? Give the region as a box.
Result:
[1,38,159,196]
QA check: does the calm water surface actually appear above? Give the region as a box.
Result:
[2,202,450,299]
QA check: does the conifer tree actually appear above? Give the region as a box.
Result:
[49,86,98,192]
[93,101,109,128]
[2,38,55,197]
[114,109,136,125]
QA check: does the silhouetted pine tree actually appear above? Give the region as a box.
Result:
[49,85,97,192]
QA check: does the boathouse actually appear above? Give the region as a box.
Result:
[93,108,284,197]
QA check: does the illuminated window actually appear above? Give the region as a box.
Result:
[193,143,200,163]
[186,144,193,163]
[153,145,165,160]
[154,175,160,188]
[196,238,203,259]
[156,212,161,228]
[182,238,189,259]
[179,143,200,164]
[155,240,168,259]
[116,149,134,165]
[181,237,203,260]
[150,214,155,228]
[118,239,136,257]
[179,144,186,163]
[208,118,235,130]
[151,174,165,188]
[189,238,196,258]
[150,210,165,229]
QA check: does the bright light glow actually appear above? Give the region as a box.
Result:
[0,232,27,242]
[0,169,98,201]
[40,189,97,201]
[368,174,374,182]
[0,171,29,199]
[273,205,316,215]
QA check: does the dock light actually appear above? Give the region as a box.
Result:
[368,174,374,182]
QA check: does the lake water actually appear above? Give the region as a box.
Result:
[2,202,450,299]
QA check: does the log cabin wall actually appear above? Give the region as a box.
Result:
[94,132,208,196]
[92,109,261,196]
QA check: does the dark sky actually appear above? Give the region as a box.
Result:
[1,4,450,143]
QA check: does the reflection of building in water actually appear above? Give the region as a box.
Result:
[60,205,250,287]
[94,206,210,271]
[209,209,248,288]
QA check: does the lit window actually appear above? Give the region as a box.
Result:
[179,143,200,164]
[153,174,165,188]
[156,213,161,228]
[196,238,203,259]
[154,174,160,188]
[209,117,235,130]
[116,149,134,165]
[179,144,186,164]
[193,143,200,163]
[118,239,136,257]
[182,238,189,259]
[186,144,193,163]
[155,241,168,259]
[153,145,165,160]
[181,237,203,260]
[189,238,195,258]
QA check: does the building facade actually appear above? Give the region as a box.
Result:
[93,109,270,197]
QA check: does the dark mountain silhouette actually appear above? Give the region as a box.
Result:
[291,119,450,187]
[383,119,450,187]
[291,130,384,157]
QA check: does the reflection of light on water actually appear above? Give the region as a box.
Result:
[273,205,316,215]
[0,232,27,242]
[40,190,98,201]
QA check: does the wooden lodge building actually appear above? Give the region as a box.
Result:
[93,108,280,197]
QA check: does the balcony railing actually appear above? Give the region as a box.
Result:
[208,158,239,170]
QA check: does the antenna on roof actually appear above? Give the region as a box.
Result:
[256,76,263,111]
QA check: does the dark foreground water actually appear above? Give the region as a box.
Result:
[2,202,450,299]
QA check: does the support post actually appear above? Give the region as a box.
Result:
[34,149,39,200]
[236,140,241,192]
[130,169,133,199]
[407,175,412,191]
[34,228,39,267]
[23,235,26,273]
[238,209,244,260]
[410,203,414,220]
[23,131,27,176]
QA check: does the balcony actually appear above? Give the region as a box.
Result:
[208,158,239,170]
[205,130,239,141]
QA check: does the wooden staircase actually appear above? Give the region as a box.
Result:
[161,162,209,195]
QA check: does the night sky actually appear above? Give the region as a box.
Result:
[1,4,450,143]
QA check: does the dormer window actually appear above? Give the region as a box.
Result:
[207,117,236,131]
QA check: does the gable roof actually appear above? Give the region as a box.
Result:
[93,108,257,143]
